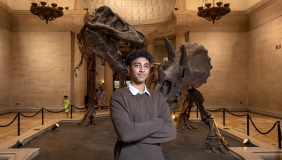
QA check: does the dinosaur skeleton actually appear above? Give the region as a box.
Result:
[75,6,228,153]
[154,38,229,153]
[75,6,145,125]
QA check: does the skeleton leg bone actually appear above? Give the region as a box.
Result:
[187,87,229,154]
[204,118,229,154]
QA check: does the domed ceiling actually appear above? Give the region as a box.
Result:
[85,0,176,22]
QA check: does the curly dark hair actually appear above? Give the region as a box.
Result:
[125,50,154,66]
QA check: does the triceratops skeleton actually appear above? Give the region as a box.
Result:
[75,6,228,154]
[153,38,228,153]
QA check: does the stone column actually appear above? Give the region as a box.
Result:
[146,38,155,62]
[72,33,86,108]
[104,62,113,105]
[175,31,186,51]
[74,0,84,10]
[71,11,88,107]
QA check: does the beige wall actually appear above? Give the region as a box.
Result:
[247,0,282,117]
[0,27,11,112]
[190,32,248,110]
[10,32,71,111]
[0,1,87,112]
[0,2,11,113]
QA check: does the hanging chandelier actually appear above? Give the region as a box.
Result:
[197,0,231,24]
[30,1,64,24]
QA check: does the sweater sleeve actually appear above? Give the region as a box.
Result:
[139,98,176,144]
[110,93,164,143]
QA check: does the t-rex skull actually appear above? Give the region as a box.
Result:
[77,6,146,73]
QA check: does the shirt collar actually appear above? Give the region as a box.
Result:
[128,82,151,96]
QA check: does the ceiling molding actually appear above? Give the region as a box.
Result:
[0,1,13,15]
[245,0,274,15]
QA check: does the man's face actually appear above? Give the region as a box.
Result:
[127,57,150,85]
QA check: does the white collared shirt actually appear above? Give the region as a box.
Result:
[128,82,151,96]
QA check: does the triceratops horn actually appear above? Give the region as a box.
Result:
[163,36,176,62]
[179,45,188,66]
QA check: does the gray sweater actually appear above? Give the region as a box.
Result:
[110,87,176,160]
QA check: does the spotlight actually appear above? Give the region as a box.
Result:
[51,123,60,131]
[243,139,256,147]
[12,140,24,148]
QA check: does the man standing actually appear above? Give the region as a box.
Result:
[98,86,106,106]
[110,50,176,160]
[97,85,106,113]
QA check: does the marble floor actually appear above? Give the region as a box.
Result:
[0,109,282,159]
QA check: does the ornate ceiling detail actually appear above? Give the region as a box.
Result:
[85,0,175,22]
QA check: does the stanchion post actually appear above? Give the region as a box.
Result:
[42,108,44,125]
[196,106,199,118]
[277,121,281,149]
[71,105,72,119]
[247,114,250,136]
[18,112,20,136]
[223,108,226,126]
